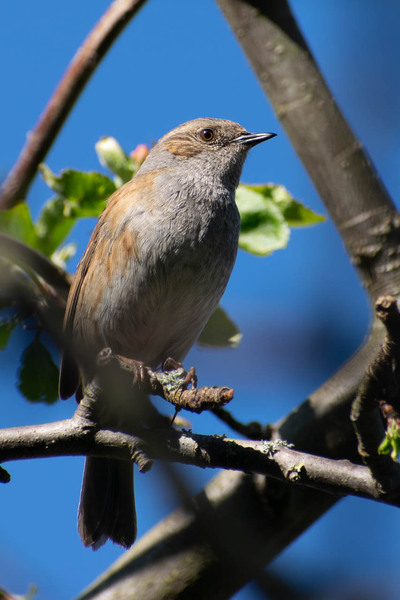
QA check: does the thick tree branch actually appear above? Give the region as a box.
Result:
[216,0,400,304]
[0,0,148,210]
[77,471,337,600]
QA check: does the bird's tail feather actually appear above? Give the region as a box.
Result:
[78,456,136,550]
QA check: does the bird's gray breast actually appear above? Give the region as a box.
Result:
[104,179,240,367]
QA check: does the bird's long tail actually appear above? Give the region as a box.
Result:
[78,456,136,550]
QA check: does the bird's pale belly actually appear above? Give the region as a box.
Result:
[98,245,234,369]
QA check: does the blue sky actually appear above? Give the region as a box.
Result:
[1,1,400,599]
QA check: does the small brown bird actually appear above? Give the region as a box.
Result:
[59,118,275,549]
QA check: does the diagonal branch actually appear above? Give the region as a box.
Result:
[0,233,71,293]
[0,0,148,210]
[216,0,400,304]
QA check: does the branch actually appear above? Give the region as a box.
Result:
[150,433,400,506]
[0,415,152,474]
[0,353,235,478]
[212,406,273,440]
[92,350,234,415]
[1,413,398,507]
[1,347,399,600]
[0,233,71,294]
[78,472,338,600]
[216,0,400,303]
[351,296,400,489]
[0,234,70,352]
[0,0,148,209]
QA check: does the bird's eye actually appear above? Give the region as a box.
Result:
[200,128,214,142]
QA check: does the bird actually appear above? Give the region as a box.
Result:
[59,117,276,549]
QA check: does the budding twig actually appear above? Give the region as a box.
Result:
[96,349,234,414]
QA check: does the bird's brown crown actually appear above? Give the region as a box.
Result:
[160,118,248,157]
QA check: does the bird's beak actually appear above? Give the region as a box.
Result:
[233,131,276,147]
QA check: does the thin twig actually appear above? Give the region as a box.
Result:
[212,407,273,440]
[96,351,234,414]
[0,0,148,209]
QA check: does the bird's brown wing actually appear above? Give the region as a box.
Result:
[58,173,156,400]
[58,221,104,399]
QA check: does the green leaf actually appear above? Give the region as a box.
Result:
[17,337,59,404]
[378,436,392,455]
[95,137,136,185]
[39,163,115,199]
[276,197,325,227]
[37,166,116,254]
[242,184,325,227]
[39,163,63,193]
[197,305,242,348]
[0,318,18,351]
[39,165,116,209]
[34,195,76,256]
[379,422,400,461]
[235,183,325,256]
[236,185,290,255]
[0,204,39,248]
